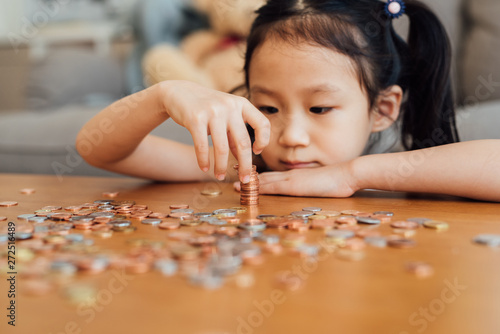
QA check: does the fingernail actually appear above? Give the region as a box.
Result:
[202,167,209,172]
[216,174,226,181]
[242,175,250,184]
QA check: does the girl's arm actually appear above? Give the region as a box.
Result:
[352,140,500,202]
[255,140,500,202]
[76,81,270,182]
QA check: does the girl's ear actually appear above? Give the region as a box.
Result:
[371,85,403,133]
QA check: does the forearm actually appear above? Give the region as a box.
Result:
[76,84,168,166]
[351,140,500,202]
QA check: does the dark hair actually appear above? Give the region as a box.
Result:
[243,0,459,150]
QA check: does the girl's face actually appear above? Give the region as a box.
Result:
[249,39,377,171]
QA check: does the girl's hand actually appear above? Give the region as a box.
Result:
[234,163,359,197]
[159,81,270,183]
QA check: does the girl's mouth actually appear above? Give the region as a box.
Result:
[280,160,320,169]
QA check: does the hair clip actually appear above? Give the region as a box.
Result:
[385,0,405,19]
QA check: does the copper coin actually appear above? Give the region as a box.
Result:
[321,210,341,217]
[341,210,359,215]
[405,261,434,278]
[0,201,18,207]
[149,212,168,219]
[64,206,81,212]
[169,212,193,219]
[20,188,36,195]
[215,226,239,236]
[195,226,216,235]
[0,216,7,221]
[50,213,72,221]
[388,238,416,249]
[169,204,189,209]
[356,229,382,238]
[371,214,392,223]
[159,221,181,230]
[342,238,366,251]
[275,271,302,291]
[311,219,336,230]
[391,221,420,230]
[102,192,119,198]
[336,216,357,225]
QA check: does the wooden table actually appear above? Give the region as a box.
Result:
[1,174,499,334]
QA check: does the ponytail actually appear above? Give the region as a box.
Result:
[401,1,459,150]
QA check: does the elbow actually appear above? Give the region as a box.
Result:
[75,130,103,169]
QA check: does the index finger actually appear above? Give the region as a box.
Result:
[241,99,271,155]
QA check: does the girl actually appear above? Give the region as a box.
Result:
[77,0,500,202]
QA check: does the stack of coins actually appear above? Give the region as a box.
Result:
[234,164,259,206]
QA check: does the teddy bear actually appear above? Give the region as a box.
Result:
[142,0,265,94]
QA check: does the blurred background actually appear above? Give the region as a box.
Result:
[0,0,499,178]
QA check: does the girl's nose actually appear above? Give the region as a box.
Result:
[277,114,310,148]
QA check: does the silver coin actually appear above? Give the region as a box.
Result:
[326,230,355,239]
[98,205,115,211]
[89,211,115,218]
[94,200,113,205]
[0,234,8,243]
[171,208,195,214]
[373,211,394,217]
[256,234,280,245]
[108,220,132,227]
[51,261,77,276]
[154,259,178,276]
[295,244,319,257]
[290,211,315,218]
[15,232,33,240]
[302,207,322,212]
[28,216,47,223]
[207,219,227,226]
[256,214,277,220]
[473,234,500,247]
[65,234,85,243]
[239,221,266,231]
[18,214,36,220]
[194,212,213,218]
[356,216,381,225]
[70,216,93,222]
[364,236,387,248]
[212,209,237,217]
[141,218,162,225]
[189,273,224,290]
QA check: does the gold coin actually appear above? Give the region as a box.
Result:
[423,220,449,231]
[201,189,222,196]
[229,207,248,214]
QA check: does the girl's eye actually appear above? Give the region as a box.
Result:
[259,106,279,114]
[309,107,334,114]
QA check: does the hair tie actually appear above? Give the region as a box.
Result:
[385,0,406,19]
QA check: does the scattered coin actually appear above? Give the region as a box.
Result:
[405,261,434,278]
[0,201,18,207]
[472,234,500,247]
[423,220,449,231]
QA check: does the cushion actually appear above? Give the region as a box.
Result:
[461,0,500,104]
[25,48,125,110]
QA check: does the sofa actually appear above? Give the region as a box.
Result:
[0,0,499,177]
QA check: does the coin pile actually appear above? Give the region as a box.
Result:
[7,197,499,295]
[234,164,259,206]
